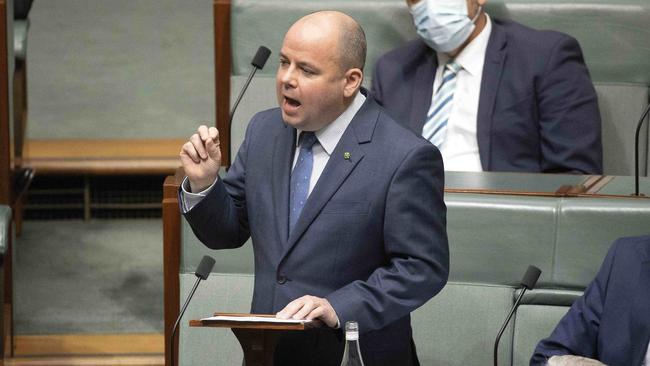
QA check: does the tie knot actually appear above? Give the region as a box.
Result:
[445,60,461,75]
[299,131,318,150]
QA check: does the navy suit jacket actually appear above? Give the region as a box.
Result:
[531,236,650,366]
[184,95,449,363]
[372,18,603,174]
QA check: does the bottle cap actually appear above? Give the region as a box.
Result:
[345,321,359,341]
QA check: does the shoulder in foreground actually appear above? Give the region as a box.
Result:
[493,18,579,48]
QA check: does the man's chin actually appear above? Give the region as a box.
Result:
[281,113,305,129]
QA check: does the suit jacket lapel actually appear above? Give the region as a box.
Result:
[477,21,507,171]
[272,124,296,243]
[630,243,650,366]
[410,42,437,134]
[282,99,377,258]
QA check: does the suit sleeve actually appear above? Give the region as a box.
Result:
[181,117,256,250]
[326,143,449,332]
[530,241,620,365]
[537,35,603,174]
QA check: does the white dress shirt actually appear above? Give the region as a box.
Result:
[432,14,492,172]
[181,92,366,211]
[645,340,650,366]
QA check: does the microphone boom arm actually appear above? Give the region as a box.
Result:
[227,66,260,167]
[169,277,202,366]
[493,288,527,366]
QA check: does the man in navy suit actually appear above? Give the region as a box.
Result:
[372,0,603,173]
[531,235,650,366]
[179,11,449,365]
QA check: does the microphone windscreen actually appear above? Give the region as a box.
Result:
[251,46,272,69]
[195,255,216,280]
[521,265,542,290]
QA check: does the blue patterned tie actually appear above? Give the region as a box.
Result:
[422,60,462,149]
[289,132,318,232]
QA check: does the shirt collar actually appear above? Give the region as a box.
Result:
[437,13,492,77]
[297,91,366,155]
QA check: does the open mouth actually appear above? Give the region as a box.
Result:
[284,96,301,108]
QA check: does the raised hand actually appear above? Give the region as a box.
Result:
[180,125,222,192]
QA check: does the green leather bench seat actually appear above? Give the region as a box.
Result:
[178,182,650,365]
[178,273,254,366]
[554,198,650,287]
[446,194,557,285]
[412,282,515,366]
[513,303,579,365]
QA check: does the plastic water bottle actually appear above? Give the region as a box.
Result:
[340,321,365,366]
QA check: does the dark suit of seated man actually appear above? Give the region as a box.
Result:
[530,235,650,366]
[372,0,603,174]
[178,11,449,366]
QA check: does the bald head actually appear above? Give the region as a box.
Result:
[290,11,367,72]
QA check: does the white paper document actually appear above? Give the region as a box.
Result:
[201,315,313,324]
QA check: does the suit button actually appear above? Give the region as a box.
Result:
[277,275,287,284]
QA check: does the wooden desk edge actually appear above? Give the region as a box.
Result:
[189,313,323,330]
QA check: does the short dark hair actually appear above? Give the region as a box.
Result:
[339,20,367,72]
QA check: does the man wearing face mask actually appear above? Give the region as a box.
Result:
[372,0,603,174]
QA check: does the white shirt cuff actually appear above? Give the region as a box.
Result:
[180,176,218,213]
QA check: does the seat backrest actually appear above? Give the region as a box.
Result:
[178,177,650,365]
[512,289,583,366]
[178,273,253,365]
[446,191,650,287]
[553,197,650,287]
[446,193,558,285]
[181,218,253,274]
[412,282,515,366]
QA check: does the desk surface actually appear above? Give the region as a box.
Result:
[444,171,650,198]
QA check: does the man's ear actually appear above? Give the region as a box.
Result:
[343,68,363,98]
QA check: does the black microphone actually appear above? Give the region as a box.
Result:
[493,265,542,366]
[227,45,272,166]
[634,103,650,196]
[169,255,216,366]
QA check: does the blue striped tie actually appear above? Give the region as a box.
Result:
[289,132,318,233]
[422,60,461,148]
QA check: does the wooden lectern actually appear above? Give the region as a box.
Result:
[190,313,322,366]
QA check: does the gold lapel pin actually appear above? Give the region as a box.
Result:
[343,152,351,160]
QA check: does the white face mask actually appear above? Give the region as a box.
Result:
[410,0,482,53]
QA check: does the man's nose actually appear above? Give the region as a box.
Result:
[280,66,297,88]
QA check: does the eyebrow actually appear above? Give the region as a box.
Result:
[279,52,319,71]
